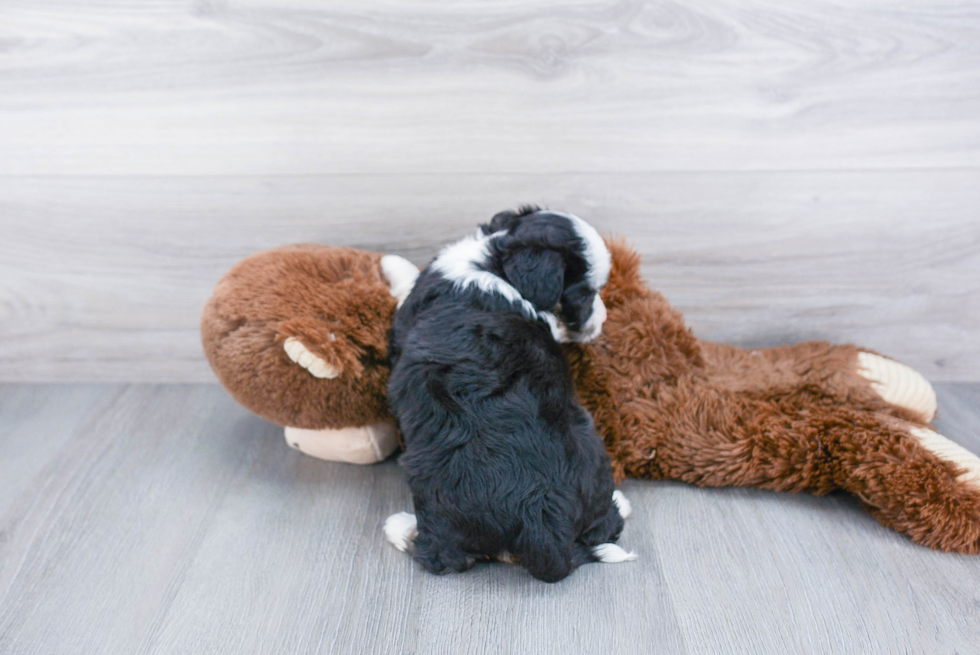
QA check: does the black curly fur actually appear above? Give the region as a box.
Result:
[387,209,623,582]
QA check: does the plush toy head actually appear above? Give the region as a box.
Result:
[201,243,418,463]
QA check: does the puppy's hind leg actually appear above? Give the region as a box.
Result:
[383,512,418,552]
[514,532,577,583]
[514,496,582,582]
[411,520,476,575]
[580,497,638,564]
[581,500,625,547]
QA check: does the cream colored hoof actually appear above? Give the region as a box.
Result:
[384,512,418,552]
[857,352,937,422]
[380,254,420,308]
[284,421,399,464]
[909,427,980,490]
[283,337,340,379]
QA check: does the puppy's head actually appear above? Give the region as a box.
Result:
[482,206,611,343]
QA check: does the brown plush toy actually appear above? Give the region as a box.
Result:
[202,239,980,554]
[201,244,418,464]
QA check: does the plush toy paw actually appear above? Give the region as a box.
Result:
[380,254,420,308]
[284,421,399,464]
[858,421,980,554]
[283,337,341,379]
[856,352,938,423]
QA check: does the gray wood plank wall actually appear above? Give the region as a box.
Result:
[1,0,978,382]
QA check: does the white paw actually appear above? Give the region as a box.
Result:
[384,512,418,552]
[380,255,420,308]
[857,352,937,422]
[592,543,638,563]
[283,337,340,379]
[612,490,632,520]
[908,427,980,490]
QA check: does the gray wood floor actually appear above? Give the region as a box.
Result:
[1,382,978,655]
[2,0,979,382]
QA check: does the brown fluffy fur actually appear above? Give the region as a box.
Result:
[201,244,396,430]
[202,240,980,554]
[565,239,980,554]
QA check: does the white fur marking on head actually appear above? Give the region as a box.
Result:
[430,230,540,319]
[550,211,611,289]
[383,512,418,552]
[593,543,638,563]
[380,254,420,308]
[612,490,632,519]
[430,217,609,341]
[570,294,607,344]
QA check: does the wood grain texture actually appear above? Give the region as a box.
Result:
[2,172,978,382]
[0,382,978,654]
[0,0,979,175]
[1,0,978,382]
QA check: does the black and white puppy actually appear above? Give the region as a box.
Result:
[385,207,635,583]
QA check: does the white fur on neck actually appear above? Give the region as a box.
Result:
[431,229,568,341]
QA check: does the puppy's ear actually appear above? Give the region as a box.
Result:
[481,209,520,235]
[502,248,565,310]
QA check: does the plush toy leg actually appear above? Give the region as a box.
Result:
[699,341,938,423]
[856,352,937,423]
[283,421,399,464]
[619,380,980,554]
[835,420,980,553]
[906,426,980,488]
